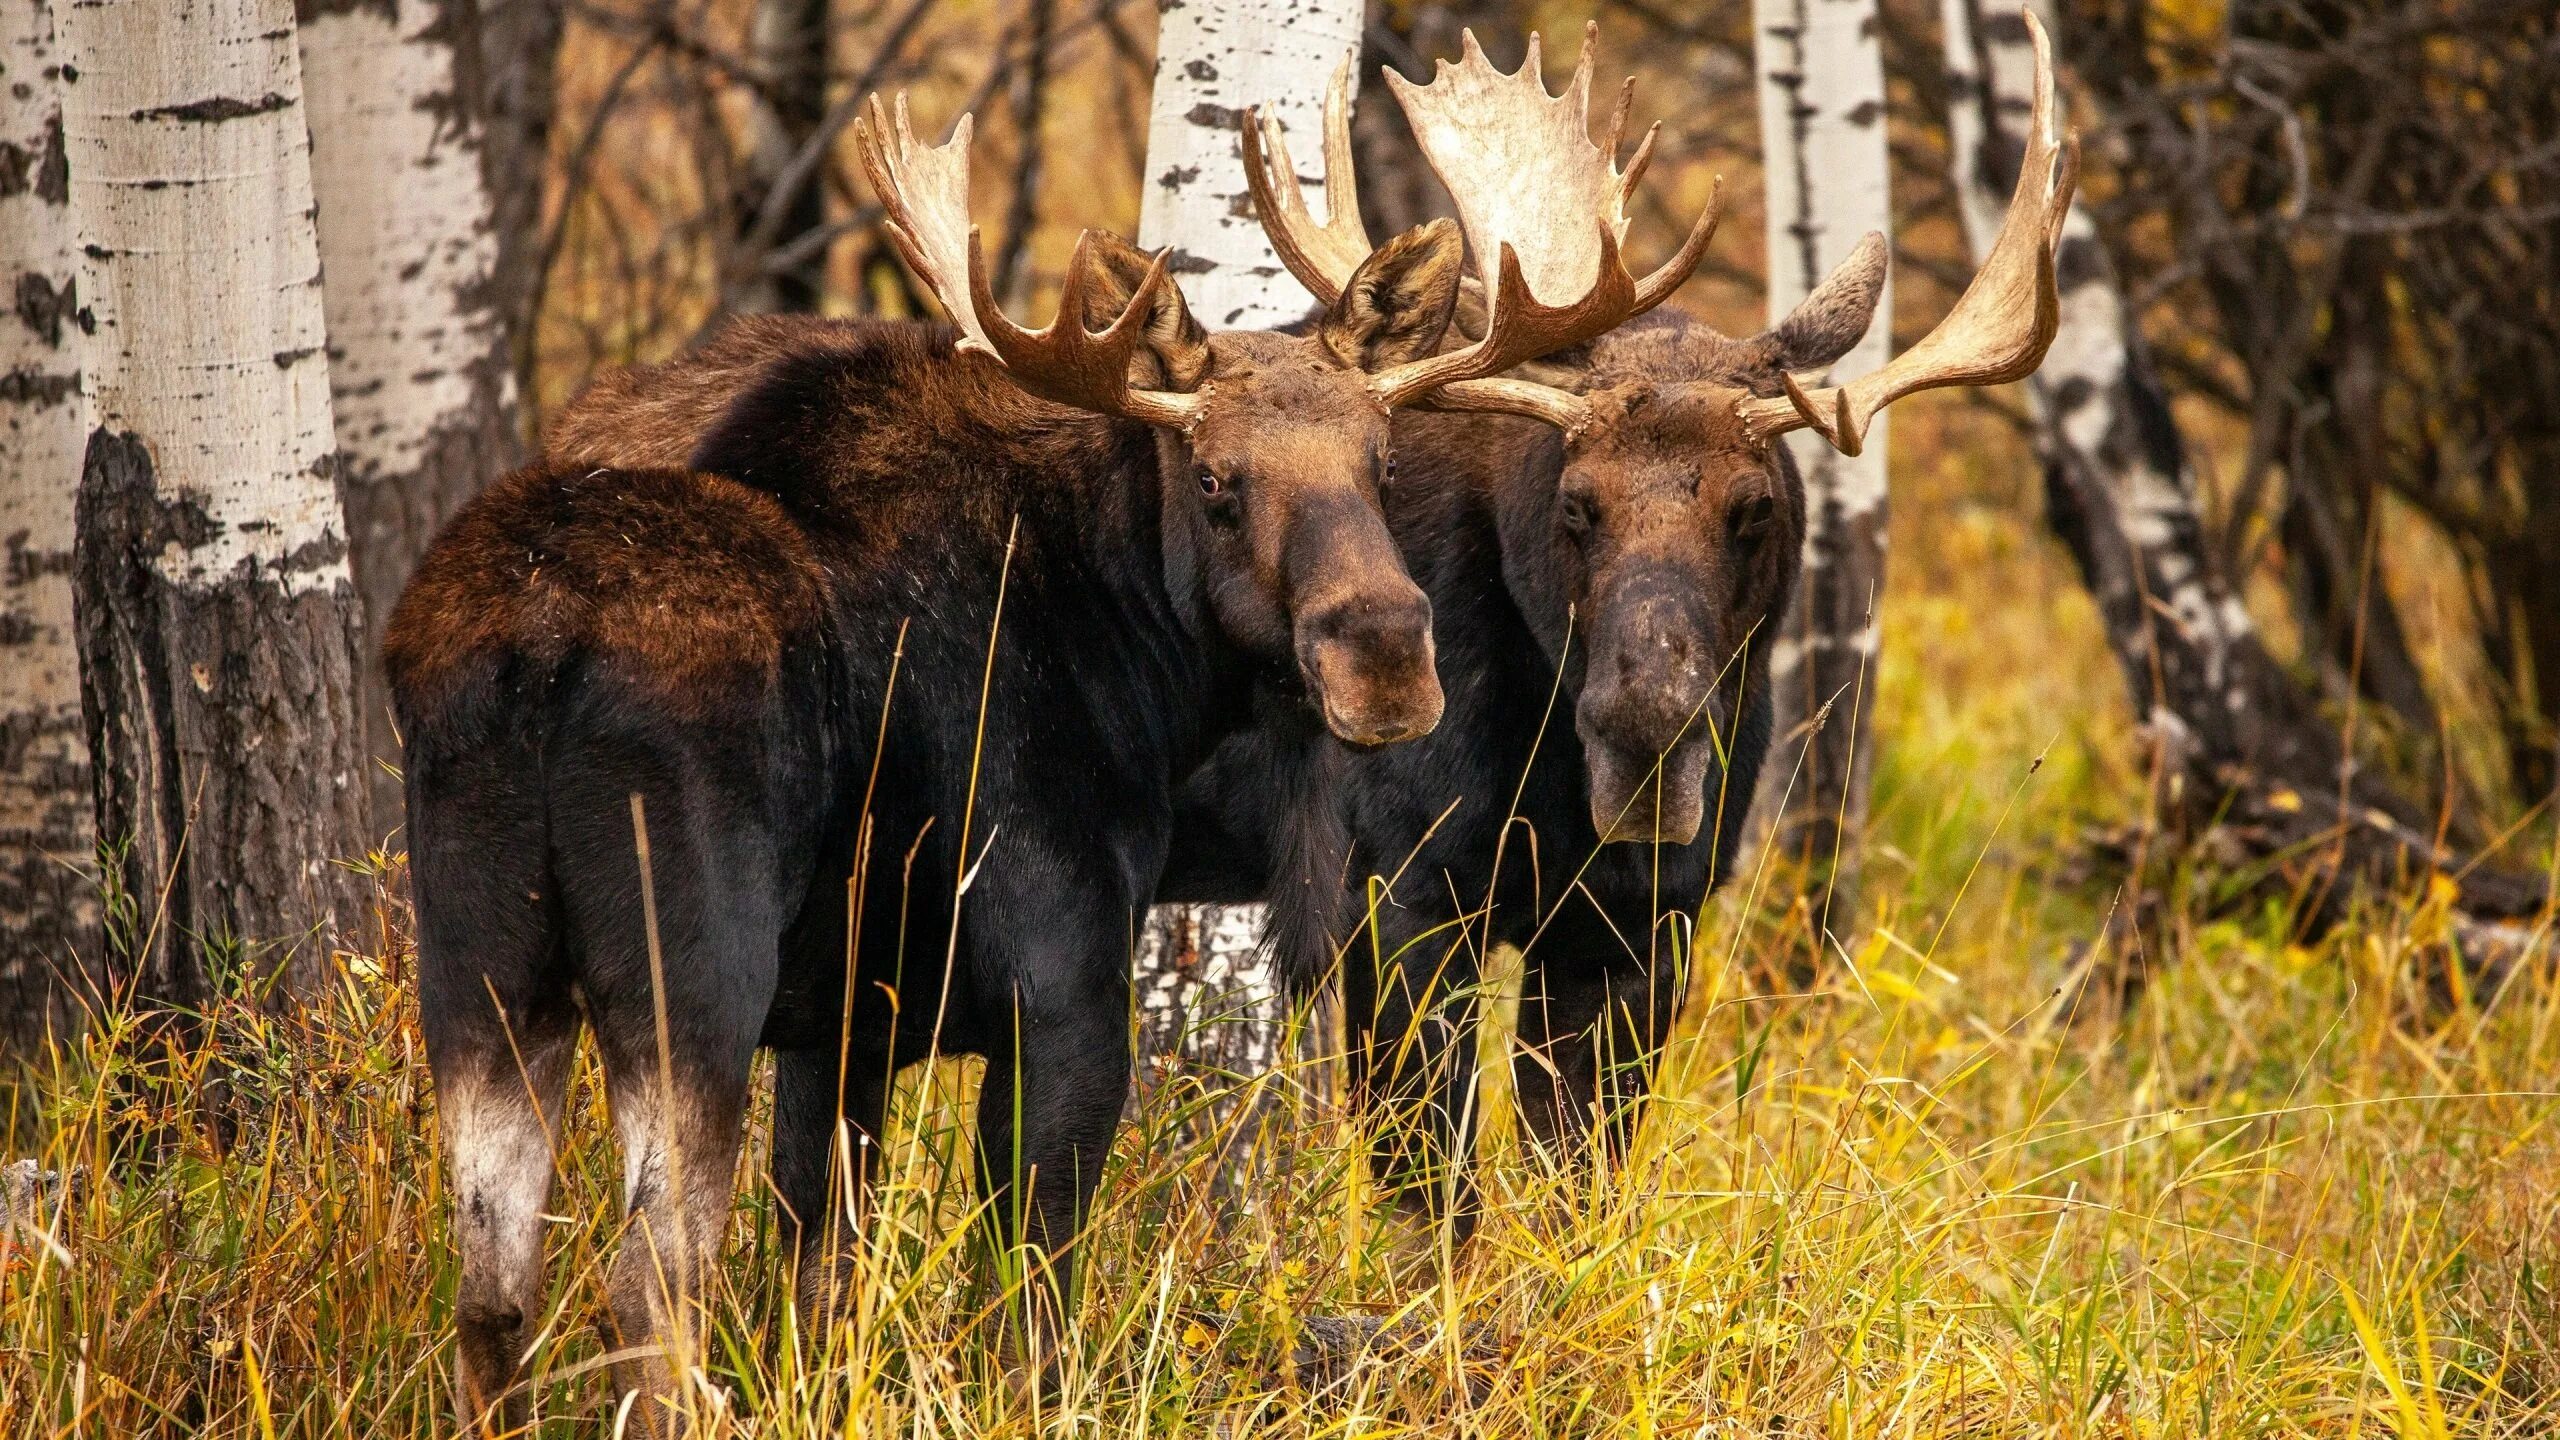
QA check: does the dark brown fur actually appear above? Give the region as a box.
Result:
[402,225,1470,1431]
[1161,292,1888,1231]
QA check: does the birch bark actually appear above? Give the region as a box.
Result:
[1938,0,2544,942]
[62,0,373,1002]
[0,0,96,1051]
[1939,0,2315,811]
[466,0,564,396]
[1750,0,1892,927]
[1130,0,1365,1135]
[299,0,520,825]
[1136,0,1365,329]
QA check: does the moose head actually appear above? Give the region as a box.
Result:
[855,47,1713,746]
[1251,16,2078,841]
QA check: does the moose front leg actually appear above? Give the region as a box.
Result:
[1512,952,1683,1177]
[1344,910,1485,1241]
[969,975,1133,1392]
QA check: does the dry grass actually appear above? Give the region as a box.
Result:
[7,389,2558,1437]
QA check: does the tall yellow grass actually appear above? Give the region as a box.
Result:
[7,383,2556,1437]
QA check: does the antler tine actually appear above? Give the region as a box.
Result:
[1738,8,2078,455]
[1370,21,1722,407]
[1241,55,1372,305]
[856,92,1205,430]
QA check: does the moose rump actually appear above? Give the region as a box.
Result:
[389,461,840,1428]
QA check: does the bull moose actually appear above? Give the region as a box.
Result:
[391,59,1716,1434]
[1162,18,2078,1229]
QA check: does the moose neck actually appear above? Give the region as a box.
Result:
[688,320,1261,774]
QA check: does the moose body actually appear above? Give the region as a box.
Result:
[394,43,1725,1422]
[394,295,1474,1427]
[1156,310,1849,1219]
[1166,18,2077,1225]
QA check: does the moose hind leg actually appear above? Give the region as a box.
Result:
[437,1013,575,1434]
[412,747,579,1436]
[770,1044,891,1337]
[554,784,782,1432]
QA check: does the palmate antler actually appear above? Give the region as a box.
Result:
[1241,24,1721,411]
[1733,10,2080,455]
[853,94,1206,431]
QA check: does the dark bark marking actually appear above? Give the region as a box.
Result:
[0,367,78,408]
[134,92,292,124]
[73,428,373,1004]
[14,271,75,348]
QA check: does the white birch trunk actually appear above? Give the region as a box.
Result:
[1750,0,1891,919]
[1937,0,2260,783]
[1131,0,1364,1141]
[1136,0,1365,329]
[62,0,373,998]
[299,0,520,824]
[0,0,96,1049]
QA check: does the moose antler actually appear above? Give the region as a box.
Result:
[854,94,1206,431]
[1733,10,2079,455]
[1242,24,1721,408]
[1241,57,1373,310]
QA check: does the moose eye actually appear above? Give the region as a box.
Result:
[1729,494,1776,548]
[1559,491,1596,538]
[1197,469,1227,498]
[1380,452,1398,488]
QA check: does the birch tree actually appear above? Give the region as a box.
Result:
[1750,0,1892,930]
[1130,0,1364,1130]
[299,0,520,823]
[0,0,94,1052]
[1136,0,1365,328]
[1938,0,2546,968]
[62,0,373,1002]
[471,0,565,394]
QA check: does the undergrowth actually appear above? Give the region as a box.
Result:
[6,401,2557,1437]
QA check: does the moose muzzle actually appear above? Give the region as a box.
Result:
[1295,584,1442,747]
[1578,573,1722,845]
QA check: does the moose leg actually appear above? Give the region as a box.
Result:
[1514,949,1684,1176]
[770,1044,892,1336]
[1343,908,1483,1240]
[552,772,783,1434]
[411,753,577,1437]
[429,996,575,1435]
[970,974,1132,1389]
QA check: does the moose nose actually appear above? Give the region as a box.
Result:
[1582,583,1712,756]
[1296,585,1443,747]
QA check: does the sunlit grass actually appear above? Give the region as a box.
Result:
[8,392,2557,1439]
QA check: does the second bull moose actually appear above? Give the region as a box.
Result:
[1166,17,2077,1229]
[390,40,1718,1438]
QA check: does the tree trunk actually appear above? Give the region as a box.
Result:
[731,0,833,314]
[464,0,565,404]
[299,0,522,831]
[62,0,374,1004]
[0,0,96,1055]
[1939,0,2545,945]
[1750,0,1893,933]
[1130,0,1365,1144]
[1135,0,1365,329]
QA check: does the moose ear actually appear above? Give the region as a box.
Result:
[1076,231,1212,391]
[1318,217,1464,371]
[1756,231,1887,372]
